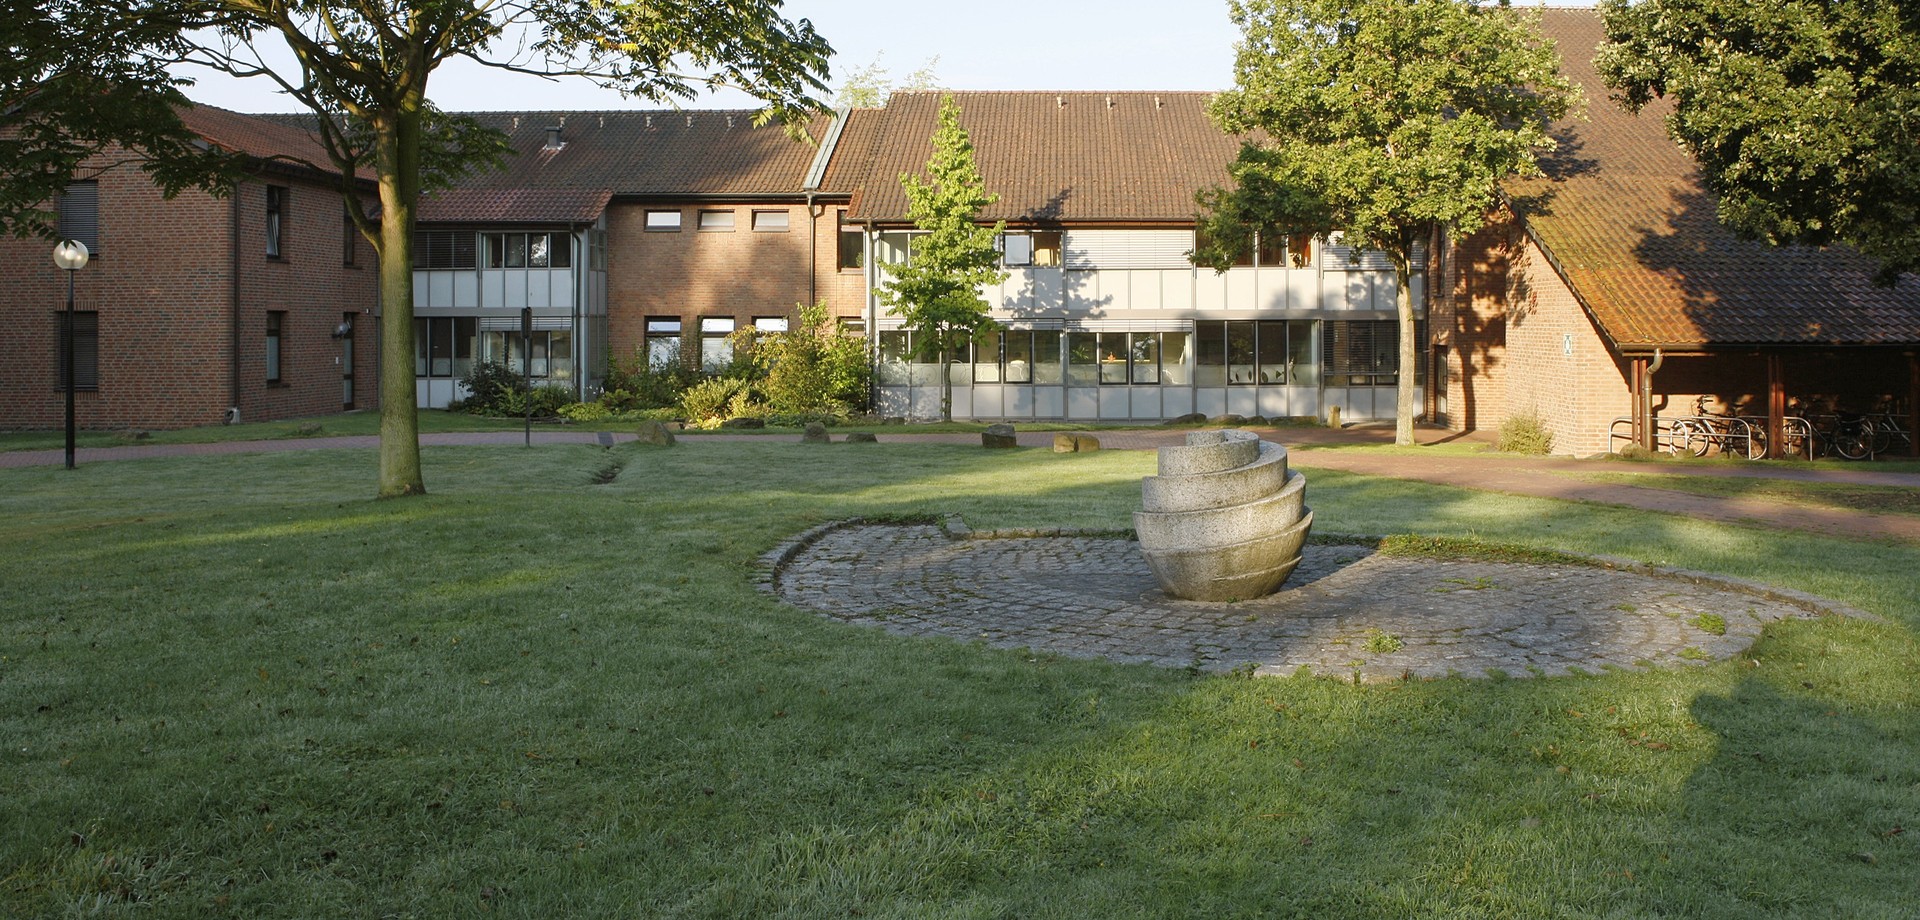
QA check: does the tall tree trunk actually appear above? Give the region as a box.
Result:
[1392,239,1418,447]
[374,108,426,497]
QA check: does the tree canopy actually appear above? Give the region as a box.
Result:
[178,0,833,496]
[0,0,236,238]
[1597,0,1920,284]
[878,95,1006,422]
[1198,0,1579,444]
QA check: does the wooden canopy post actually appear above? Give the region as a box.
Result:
[1630,356,1649,450]
[1909,353,1919,458]
[1766,353,1785,459]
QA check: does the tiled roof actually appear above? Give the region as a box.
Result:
[178,104,341,173]
[416,186,613,225]
[844,91,1238,225]
[1517,9,1920,349]
[439,110,833,199]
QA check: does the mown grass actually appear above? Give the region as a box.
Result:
[1571,471,1920,518]
[0,410,525,452]
[2,443,1915,918]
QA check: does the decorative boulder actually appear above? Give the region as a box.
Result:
[1052,433,1101,453]
[636,420,677,446]
[843,432,878,443]
[982,423,1018,449]
[1209,414,1249,426]
[1134,429,1312,602]
[801,423,831,444]
[1166,413,1208,426]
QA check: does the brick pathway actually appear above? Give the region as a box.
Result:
[768,521,1847,681]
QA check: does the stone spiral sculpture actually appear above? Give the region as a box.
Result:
[1134,429,1313,602]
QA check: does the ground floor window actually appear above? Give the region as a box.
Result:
[1195,319,1318,386]
[415,317,477,378]
[265,311,285,383]
[55,310,99,390]
[483,329,573,380]
[644,316,681,368]
[700,317,734,371]
[1324,319,1423,386]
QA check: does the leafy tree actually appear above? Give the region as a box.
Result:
[736,302,871,416]
[833,53,941,108]
[1597,0,1920,284]
[1,0,237,238]
[181,0,833,497]
[878,95,1006,422]
[1197,0,1579,445]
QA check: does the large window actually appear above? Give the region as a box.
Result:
[265,311,285,383]
[58,182,99,255]
[1324,320,1422,386]
[484,329,573,380]
[414,231,477,270]
[699,317,734,371]
[1066,333,1099,386]
[265,186,287,258]
[999,231,1062,267]
[485,232,571,268]
[414,317,477,378]
[877,330,911,385]
[644,316,681,368]
[55,310,98,390]
[1195,320,1317,386]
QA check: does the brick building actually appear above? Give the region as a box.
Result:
[0,106,378,430]
[6,8,1916,443]
[1435,10,1920,456]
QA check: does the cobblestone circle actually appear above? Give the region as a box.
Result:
[769,523,1837,680]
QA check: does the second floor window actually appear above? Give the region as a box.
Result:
[266,186,287,258]
[485,232,572,268]
[58,181,99,256]
[414,231,477,270]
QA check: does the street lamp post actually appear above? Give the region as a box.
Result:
[52,240,90,470]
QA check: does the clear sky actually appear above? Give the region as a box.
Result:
[178,1,1597,114]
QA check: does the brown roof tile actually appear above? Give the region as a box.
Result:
[845,91,1237,225]
[1518,9,1920,349]
[178,103,341,172]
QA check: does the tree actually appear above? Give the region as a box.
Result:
[1597,0,1920,284]
[877,95,1006,422]
[1197,0,1580,445]
[1,0,236,238]
[183,0,832,497]
[833,53,941,108]
[737,302,871,417]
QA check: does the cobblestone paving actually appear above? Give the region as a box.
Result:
[773,523,1828,680]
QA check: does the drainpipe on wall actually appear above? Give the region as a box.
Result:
[1640,348,1664,450]
[864,220,878,412]
[805,193,818,307]
[228,187,242,424]
[572,223,585,402]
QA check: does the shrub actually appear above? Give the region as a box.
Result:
[1496,412,1555,455]
[603,346,702,410]
[733,302,871,416]
[558,401,615,423]
[679,376,752,426]
[459,359,524,415]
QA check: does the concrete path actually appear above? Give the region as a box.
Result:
[6,422,1917,543]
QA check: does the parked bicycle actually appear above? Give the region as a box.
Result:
[1667,396,1766,459]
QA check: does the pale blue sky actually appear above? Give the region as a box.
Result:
[180,1,1597,114]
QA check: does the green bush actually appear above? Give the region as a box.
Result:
[558,401,615,423]
[679,376,752,427]
[459,360,524,415]
[732,302,871,416]
[1495,411,1555,455]
[602,347,701,410]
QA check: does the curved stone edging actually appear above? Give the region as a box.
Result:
[763,517,1869,679]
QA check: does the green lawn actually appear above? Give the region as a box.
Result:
[2,443,1915,918]
[1571,471,1920,518]
[0,410,527,452]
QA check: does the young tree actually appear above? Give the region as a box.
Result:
[1,0,236,237]
[833,53,941,108]
[182,1,832,497]
[1197,0,1579,445]
[1597,0,1920,284]
[878,95,1006,422]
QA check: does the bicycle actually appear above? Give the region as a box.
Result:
[1668,397,1765,459]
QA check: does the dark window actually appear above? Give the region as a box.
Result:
[58,182,99,255]
[413,317,476,378]
[265,311,285,383]
[1324,320,1424,386]
[56,310,99,390]
[266,186,287,258]
[485,232,571,268]
[837,223,864,269]
[343,209,357,265]
[414,231,477,270]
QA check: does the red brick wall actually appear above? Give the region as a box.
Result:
[0,158,379,431]
[605,201,864,368]
[1437,214,1514,432]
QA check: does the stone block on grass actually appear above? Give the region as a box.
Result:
[801,423,830,444]
[982,423,1018,449]
[636,420,677,446]
[844,432,878,443]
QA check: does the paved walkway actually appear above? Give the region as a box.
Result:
[768,521,1839,680]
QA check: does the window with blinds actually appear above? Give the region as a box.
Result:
[58,182,99,255]
[1324,319,1424,385]
[413,231,477,270]
[55,311,99,390]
